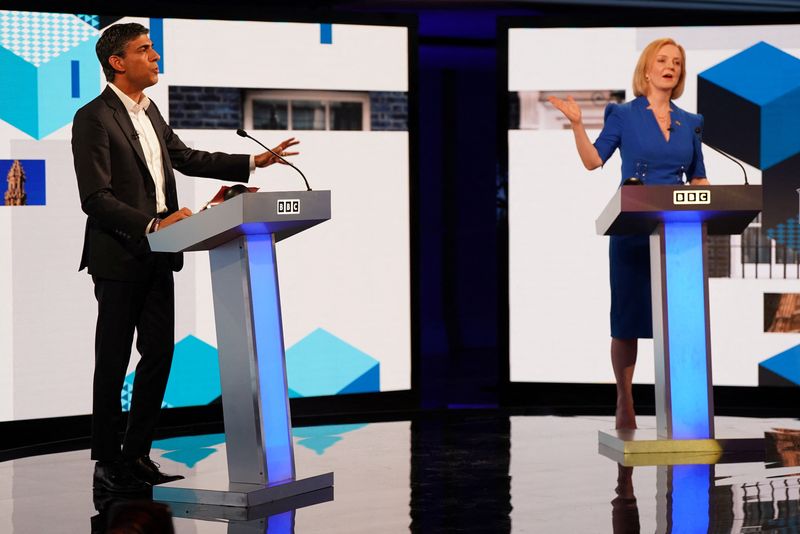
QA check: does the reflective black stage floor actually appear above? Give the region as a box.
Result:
[2,413,800,533]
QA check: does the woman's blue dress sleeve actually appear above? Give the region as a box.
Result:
[593,103,623,164]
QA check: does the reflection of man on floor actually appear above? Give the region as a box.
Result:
[73,22,299,493]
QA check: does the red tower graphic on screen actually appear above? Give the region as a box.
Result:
[4,159,27,206]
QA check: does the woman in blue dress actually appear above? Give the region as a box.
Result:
[549,38,709,429]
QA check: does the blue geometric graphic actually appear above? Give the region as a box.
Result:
[75,14,99,29]
[767,217,800,250]
[759,343,800,387]
[698,41,800,258]
[286,328,380,398]
[150,18,164,74]
[1,159,45,206]
[698,42,800,170]
[762,152,800,237]
[150,424,369,468]
[75,14,124,31]
[152,433,225,468]
[121,330,380,410]
[293,423,367,455]
[700,42,800,107]
[122,335,221,410]
[71,60,81,98]
[0,11,99,139]
[320,24,332,45]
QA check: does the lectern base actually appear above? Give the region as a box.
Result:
[161,487,334,522]
[153,472,334,508]
[598,429,764,466]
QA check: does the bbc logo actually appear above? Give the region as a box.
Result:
[673,190,711,205]
[277,199,300,214]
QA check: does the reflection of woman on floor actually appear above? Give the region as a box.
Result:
[549,38,709,429]
[611,464,640,534]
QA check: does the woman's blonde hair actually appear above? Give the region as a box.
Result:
[632,38,687,99]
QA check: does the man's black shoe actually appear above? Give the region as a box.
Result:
[93,461,150,494]
[130,455,184,485]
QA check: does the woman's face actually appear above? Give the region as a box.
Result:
[646,44,682,95]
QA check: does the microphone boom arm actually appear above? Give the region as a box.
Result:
[237,129,312,191]
[702,142,749,186]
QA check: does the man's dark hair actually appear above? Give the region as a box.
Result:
[96,23,149,82]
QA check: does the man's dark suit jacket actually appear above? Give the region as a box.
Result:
[73,85,250,281]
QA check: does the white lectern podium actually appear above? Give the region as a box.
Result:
[595,185,763,460]
[147,191,333,507]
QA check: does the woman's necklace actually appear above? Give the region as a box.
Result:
[652,108,672,132]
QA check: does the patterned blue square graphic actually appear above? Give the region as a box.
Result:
[1,159,45,206]
[0,11,99,139]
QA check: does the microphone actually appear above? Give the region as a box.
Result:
[236,129,311,191]
[131,131,140,141]
[695,126,749,185]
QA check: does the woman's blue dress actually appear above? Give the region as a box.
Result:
[593,96,706,339]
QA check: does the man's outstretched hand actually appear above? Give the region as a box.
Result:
[254,137,300,168]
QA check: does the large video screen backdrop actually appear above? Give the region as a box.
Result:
[0,11,411,422]
[508,24,800,387]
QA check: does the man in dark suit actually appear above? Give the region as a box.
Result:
[73,23,298,493]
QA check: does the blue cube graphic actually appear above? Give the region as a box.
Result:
[698,42,800,170]
[759,343,800,388]
[286,328,380,398]
[0,11,99,139]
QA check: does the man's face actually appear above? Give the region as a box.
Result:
[113,34,160,90]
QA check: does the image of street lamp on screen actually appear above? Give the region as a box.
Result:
[0,11,412,421]
[507,24,800,388]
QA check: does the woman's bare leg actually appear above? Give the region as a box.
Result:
[611,337,637,430]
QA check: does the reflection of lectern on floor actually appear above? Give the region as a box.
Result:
[595,185,763,461]
[147,191,333,507]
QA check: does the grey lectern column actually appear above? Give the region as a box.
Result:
[147,191,333,507]
[210,234,294,484]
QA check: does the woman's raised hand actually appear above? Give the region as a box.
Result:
[547,95,602,170]
[547,95,582,125]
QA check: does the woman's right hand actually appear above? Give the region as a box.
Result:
[547,95,602,170]
[548,95,582,125]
